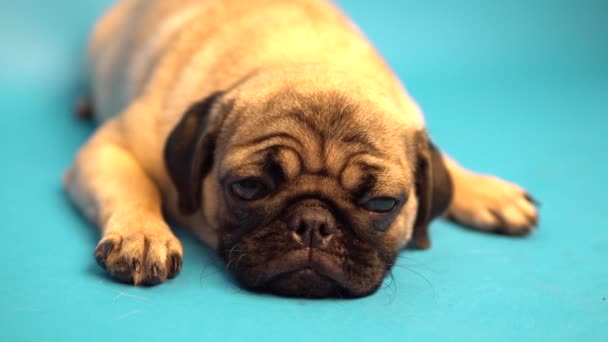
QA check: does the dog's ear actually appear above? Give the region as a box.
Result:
[164,91,226,215]
[410,132,454,249]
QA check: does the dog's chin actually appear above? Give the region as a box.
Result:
[235,249,385,298]
[266,268,340,298]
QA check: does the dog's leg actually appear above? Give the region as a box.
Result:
[74,96,93,120]
[64,118,182,285]
[442,155,539,235]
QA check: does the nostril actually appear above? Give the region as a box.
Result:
[319,223,330,237]
[296,222,307,236]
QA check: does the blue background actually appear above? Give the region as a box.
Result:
[1,0,607,341]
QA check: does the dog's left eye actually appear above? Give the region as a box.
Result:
[361,197,398,213]
[231,179,267,200]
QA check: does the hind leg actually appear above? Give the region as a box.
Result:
[75,96,94,119]
[442,155,539,235]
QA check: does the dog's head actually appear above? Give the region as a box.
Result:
[164,68,452,297]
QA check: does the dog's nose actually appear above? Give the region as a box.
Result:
[287,206,336,247]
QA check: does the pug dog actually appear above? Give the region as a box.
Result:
[65,0,539,298]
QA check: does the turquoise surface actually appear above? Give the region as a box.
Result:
[1,0,607,341]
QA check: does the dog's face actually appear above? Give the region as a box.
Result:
[165,69,449,297]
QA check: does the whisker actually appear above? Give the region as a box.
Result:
[382,270,397,304]
[394,255,437,273]
[201,268,223,279]
[395,255,419,262]
[334,287,344,300]
[224,244,241,262]
[231,285,245,294]
[226,253,247,271]
[253,272,264,287]
[388,263,436,300]
[199,266,208,287]
[234,253,247,271]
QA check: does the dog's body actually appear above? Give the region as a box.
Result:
[66,0,538,297]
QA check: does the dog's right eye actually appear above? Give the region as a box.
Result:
[360,197,399,213]
[230,179,267,201]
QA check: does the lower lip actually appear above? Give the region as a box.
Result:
[290,268,341,288]
[253,249,346,284]
[291,267,316,276]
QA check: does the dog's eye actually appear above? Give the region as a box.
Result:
[231,179,267,200]
[361,197,398,213]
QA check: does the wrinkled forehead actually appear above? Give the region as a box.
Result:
[222,82,407,149]
[242,90,389,133]
[217,87,416,189]
[225,68,410,124]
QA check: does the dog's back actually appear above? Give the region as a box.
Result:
[88,0,418,124]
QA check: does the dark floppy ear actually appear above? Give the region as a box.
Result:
[410,132,454,249]
[164,91,225,215]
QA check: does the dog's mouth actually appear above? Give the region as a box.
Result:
[266,267,339,298]
[235,249,380,298]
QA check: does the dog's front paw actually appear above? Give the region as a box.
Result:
[94,223,183,285]
[447,173,539,236]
